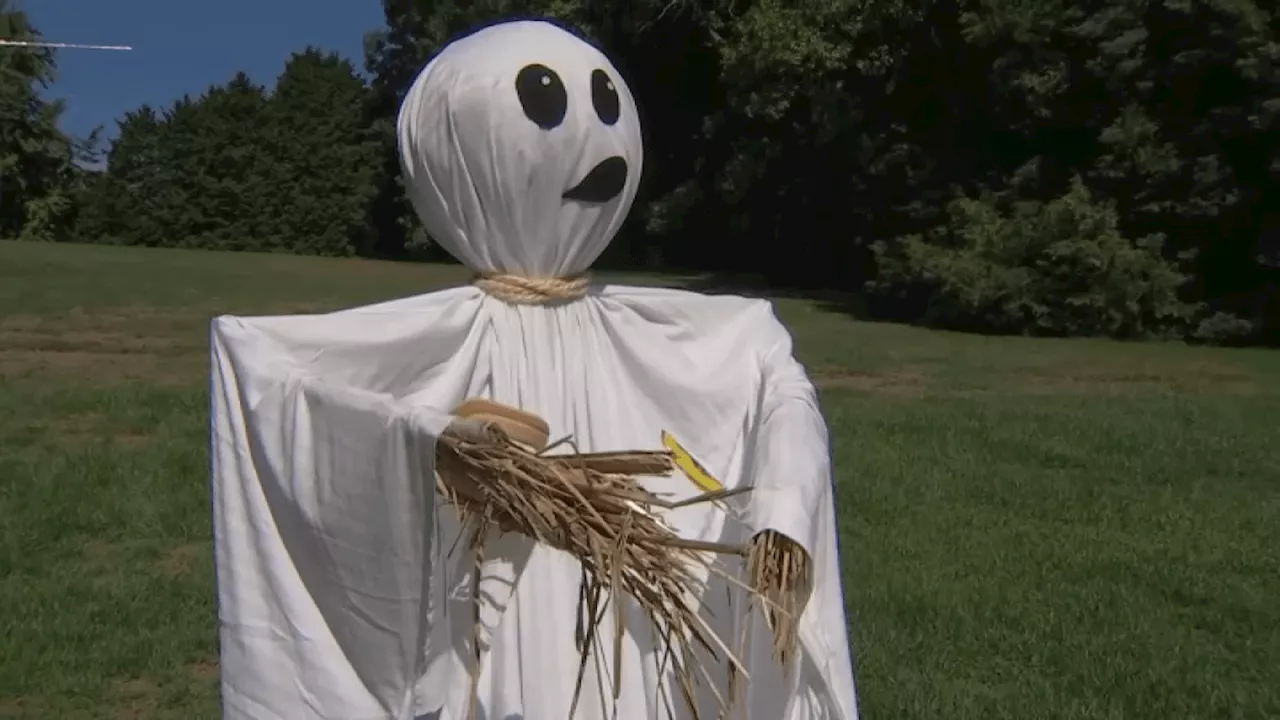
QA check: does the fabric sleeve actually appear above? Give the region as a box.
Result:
[741,308,831,559]
[738,306,862,720]
[210,315,453,720]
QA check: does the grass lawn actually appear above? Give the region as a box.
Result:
[1,239,1277,719]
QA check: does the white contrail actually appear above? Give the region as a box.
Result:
[0,39,132,51]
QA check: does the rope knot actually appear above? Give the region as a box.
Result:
[473,272,590,305]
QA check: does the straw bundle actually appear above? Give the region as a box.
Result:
[434,399,812,719]
[747,530,812,667]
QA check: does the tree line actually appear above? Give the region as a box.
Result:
[4,0,1277,343]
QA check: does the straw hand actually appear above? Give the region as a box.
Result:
[748,530,814,668]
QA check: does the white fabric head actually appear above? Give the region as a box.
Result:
[397,20,643,277]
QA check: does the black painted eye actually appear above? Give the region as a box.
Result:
[515,64,567,130]
[591,69,620,126]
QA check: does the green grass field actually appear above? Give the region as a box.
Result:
[1,240,1277,719]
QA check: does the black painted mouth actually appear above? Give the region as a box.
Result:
[562,156,628,204]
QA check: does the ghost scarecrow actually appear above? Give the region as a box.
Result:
[209,18,857,720]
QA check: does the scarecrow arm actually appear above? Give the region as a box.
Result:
[741,309,830,665]
[210,316,453,716]
[743,313,829,559]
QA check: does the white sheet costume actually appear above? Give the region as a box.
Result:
[210,19,858,720]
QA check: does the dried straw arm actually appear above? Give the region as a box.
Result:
[747,530,814,668]
[434,420,754,720]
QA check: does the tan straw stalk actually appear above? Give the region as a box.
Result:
[435,407,751,720]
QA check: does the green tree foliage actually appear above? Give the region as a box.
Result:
[0,2,81,242]
[43,0,1280,342]
[260,50,384,256]
[74,105,168,245]
[77,50,382,256]
[870,176,1196,337]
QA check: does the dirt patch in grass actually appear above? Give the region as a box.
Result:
[0,330,187,356]
[25,411,153,448]
[79,538,211,579]
[813,367,927,396]
[0,662,218,719]
[0,310,205,384]
[1,307,205,333]
[77,539,147,588]
[1017,359,1258,395]
[186,657,219,683]
[0,307,294,385]
[110,676,162,718]
[0,696,51,719]
[0,349,205,386]
[156,542,210,578]
[102,658,218,719]
[0,308,203,357]
[81,538,123,571]
[114,678,160,697]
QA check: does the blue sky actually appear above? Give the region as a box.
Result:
[28,0,386,144]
